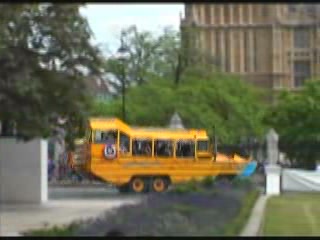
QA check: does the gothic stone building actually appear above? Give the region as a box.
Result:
[180,4,320,95]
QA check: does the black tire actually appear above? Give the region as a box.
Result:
[129,177,148,194]
[151,177,169,193]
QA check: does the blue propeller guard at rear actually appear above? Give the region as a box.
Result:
[239,161,257,177]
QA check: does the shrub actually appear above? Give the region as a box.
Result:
[222,189,260,236]
[232,177,254,190]
[169,178,204,194]
[200,176,215,188]
[24,177,259,237]
[23,222,78,236]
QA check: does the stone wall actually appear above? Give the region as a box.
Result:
[0,138,48,204]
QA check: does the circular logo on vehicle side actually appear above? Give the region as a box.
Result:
[104,144,116,159]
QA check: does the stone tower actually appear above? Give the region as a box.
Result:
[180,4,320,98]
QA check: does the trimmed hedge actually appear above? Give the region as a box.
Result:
[24,177,259,236]
[223,189,260,236]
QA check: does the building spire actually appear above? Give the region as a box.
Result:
[169,112,185,129]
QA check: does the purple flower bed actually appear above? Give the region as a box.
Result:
[72,178,258,236]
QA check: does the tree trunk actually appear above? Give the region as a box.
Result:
[303,158,316,171]
[1,119,14,136]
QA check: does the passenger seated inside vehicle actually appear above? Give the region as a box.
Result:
[176,140,194,158]
[132,139,152,156]
[155,140,172,157]
[119,133,130,153]
[142,142,151,155]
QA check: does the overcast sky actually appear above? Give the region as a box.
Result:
[80,4,184,54]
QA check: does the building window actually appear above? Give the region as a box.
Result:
[234,5,239,23]
[293,61,311,87]
[305,5,316,17]
[197,6,202,23]
[186,4,192,19]
[294,28,310,49]
[225,30,230,71]
[244,31,250,73]
[288,5,297,13]
[261,5,269,17]
[214,30,221,68]
[224,5,230,24]
[205,6,211,24]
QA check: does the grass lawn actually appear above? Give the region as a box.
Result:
[262,192,320,236]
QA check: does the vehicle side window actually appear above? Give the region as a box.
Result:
[155,140,173,157]
[197,140,209,151]
[119,132,130,154]
[176,140,195,158]
[94,130,117,144]
[132,138,152,156]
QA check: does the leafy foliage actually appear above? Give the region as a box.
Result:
[264,80,320,170]
[104,26,205,96]
[200,176,215,188]
[24,223,78,236]
[28,178,258,236]
[223,189,260,236]
[92,67,266,144]
[0,4,103,145]
[104,25,162,96]
[97,26,267,144]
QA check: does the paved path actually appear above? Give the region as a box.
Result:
[2,186,269,237]
[240,194,270,236]
[0,187,142,236]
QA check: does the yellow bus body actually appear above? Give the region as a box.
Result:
[78,118,251,191]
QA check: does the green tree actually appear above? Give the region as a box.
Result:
[264,80,320,170]
[92,65,266,144]
[0,4,103,148]
[105,25,161,93]
[104,25,205,97]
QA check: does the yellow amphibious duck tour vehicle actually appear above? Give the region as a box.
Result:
[79,118,253,193]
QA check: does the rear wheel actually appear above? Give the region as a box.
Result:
[129,177,148,193]
[151,177,169,193]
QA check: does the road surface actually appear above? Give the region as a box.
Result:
[0,186,142,236]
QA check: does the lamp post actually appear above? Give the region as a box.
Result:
[115,35,130,122]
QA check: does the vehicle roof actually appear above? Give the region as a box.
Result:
[88,117,208,140]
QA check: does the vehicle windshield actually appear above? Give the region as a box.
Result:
[94,130,117,144]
